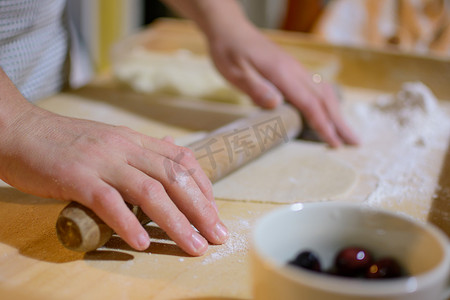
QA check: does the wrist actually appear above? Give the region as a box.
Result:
[0,68,36,148]
[163,0,253,39]
[198,3,252,40]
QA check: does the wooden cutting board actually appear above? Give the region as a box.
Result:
[0,19,449,300]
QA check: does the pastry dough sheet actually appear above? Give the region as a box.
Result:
[212,142,358,203]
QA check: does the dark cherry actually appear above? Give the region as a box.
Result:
[366,258,402,279]
[334,247,373,276]
[288,247,406,280]
[289,251,321,272]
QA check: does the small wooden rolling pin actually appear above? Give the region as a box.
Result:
[56,104,302,252]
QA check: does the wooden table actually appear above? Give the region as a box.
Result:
[0,19,449,300]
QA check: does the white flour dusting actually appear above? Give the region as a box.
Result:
[201,218,251,265]
[373,82,439,142]
[346,82,450,216]
[174,172,203,206]
[352,82,445,145]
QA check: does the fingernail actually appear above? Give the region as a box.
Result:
[191,232,208,253]
[137,233,150,250]
[214,222,229,243]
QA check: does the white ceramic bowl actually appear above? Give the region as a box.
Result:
[251,203,450,300]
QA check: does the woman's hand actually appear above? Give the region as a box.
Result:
[0,103,228,256]
[207,23,359,147]
[163,0,359,147]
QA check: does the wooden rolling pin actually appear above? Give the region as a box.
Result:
[56,104,302,252]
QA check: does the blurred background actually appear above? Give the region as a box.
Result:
[68,0,450,87]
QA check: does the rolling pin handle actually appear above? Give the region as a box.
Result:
[56,202,113,252]
[56,202,151,252]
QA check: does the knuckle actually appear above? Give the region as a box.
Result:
[220,61,249,83]
[171,214,190,233]
[198,202,217,223]
[183,147,196,160]
[87,185,120,211]
[101,127,137,149]
[105,132,128,146]
[176,146,196,164]
[203,183,214,199]
[141,180,165,199]
[86,186,135,232]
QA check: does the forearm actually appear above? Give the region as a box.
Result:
[0,67,35,146]
[161,0,253,38]
[0,68,36,156]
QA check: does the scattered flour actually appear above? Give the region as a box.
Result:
[201,218,251,265]
[353,82,445,145]
[375,82,437,122]
[347,82,450,215]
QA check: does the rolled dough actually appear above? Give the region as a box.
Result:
[212,142,358,203]
[113,48,251,105]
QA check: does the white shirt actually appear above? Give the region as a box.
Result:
[0,0,69,102]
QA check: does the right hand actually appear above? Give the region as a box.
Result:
[206,22,359,147]
[162,0,359,147]
[0,105,228,256]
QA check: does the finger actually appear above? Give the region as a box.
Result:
[269,72,342,147]
[297,94,342,148]
[74,176,150,251]
[139,187,210,257]
[292,71,359,146]
[335,120,360,145]
[221,59,283,108]
[165,168,228,246]
[123,150,228,245]
[106,165,215,256]
[250,60,341,146]
[304,79,359,146]
[321,84,360,145]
